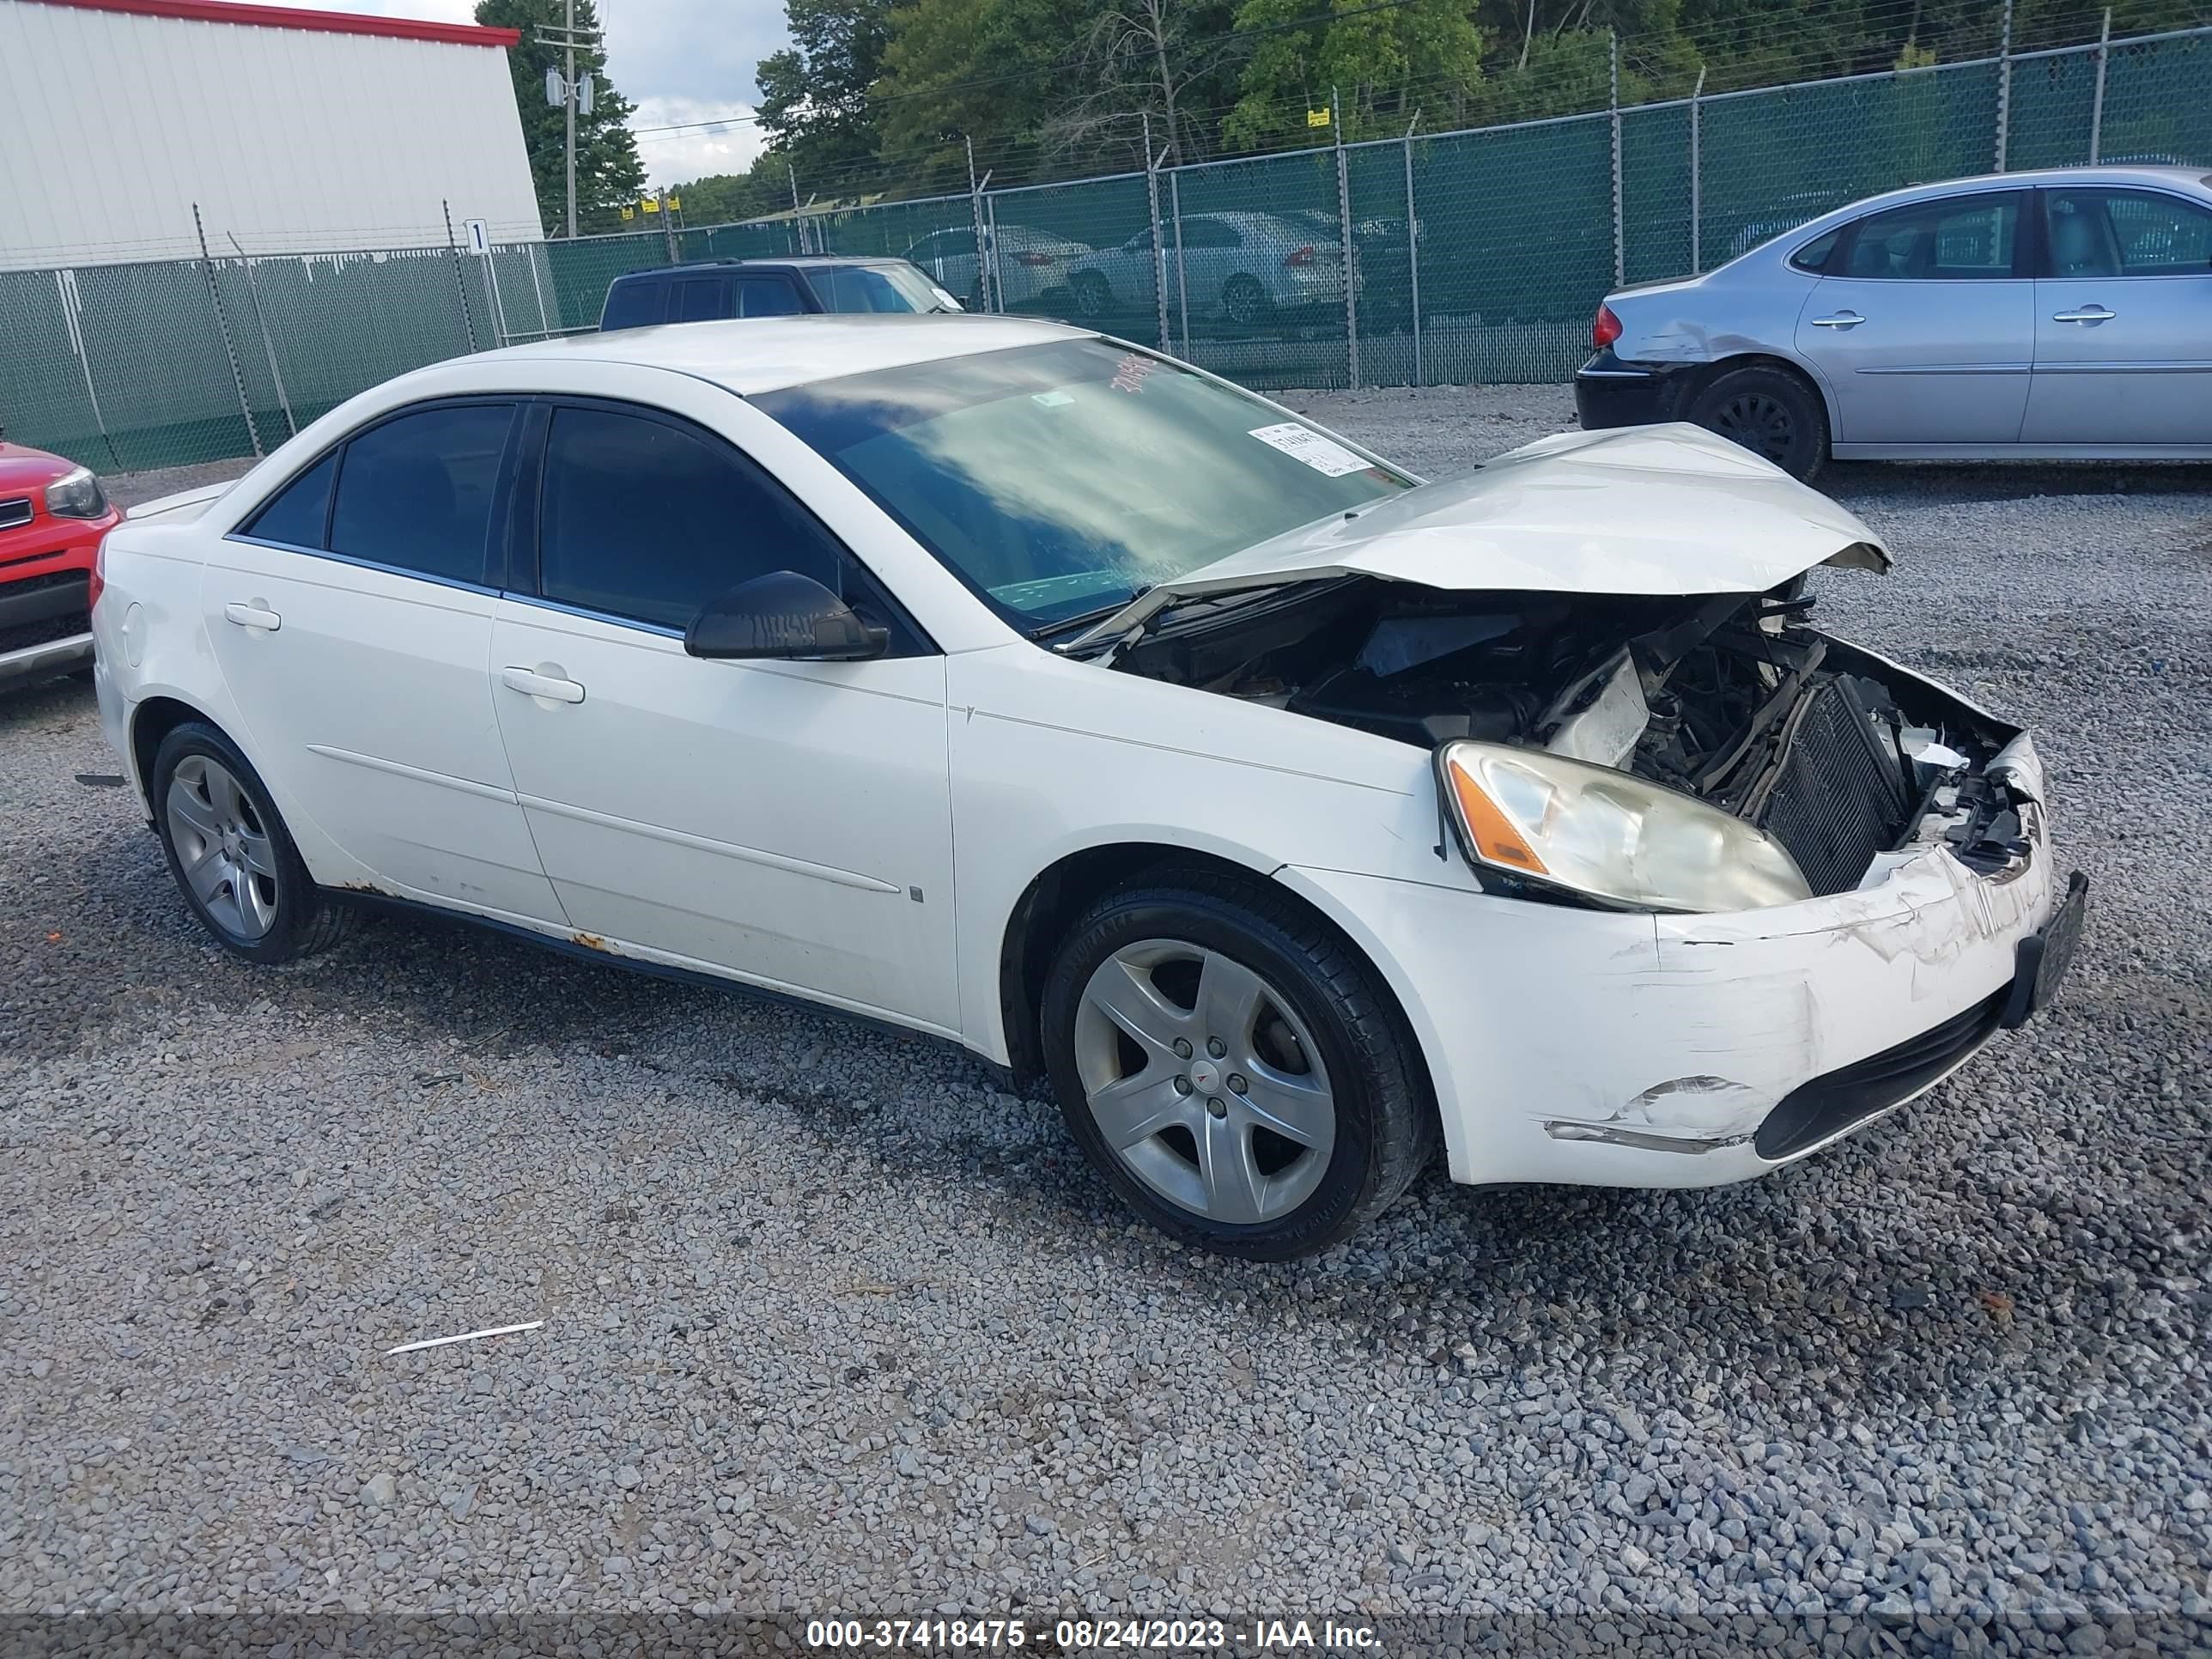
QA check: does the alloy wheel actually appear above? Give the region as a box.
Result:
[1072,939,1335,1224]
[165,753,281,940]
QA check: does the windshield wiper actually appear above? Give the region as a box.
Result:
[1025,586,1151,642]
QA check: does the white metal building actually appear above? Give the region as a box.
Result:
[0,0,542,271]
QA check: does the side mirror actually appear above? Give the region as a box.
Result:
[684,570,888,662]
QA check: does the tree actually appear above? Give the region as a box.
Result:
[1224,0,1485,149]
[757,0,901,188]
[476,0,647,234]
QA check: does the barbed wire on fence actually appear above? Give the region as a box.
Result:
[2,22,2207,475]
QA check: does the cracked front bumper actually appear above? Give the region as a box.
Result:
[1286,738,2075,1191]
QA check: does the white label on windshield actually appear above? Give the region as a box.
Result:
[1249,422,1369,477]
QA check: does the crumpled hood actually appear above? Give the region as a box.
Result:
[1081,422,1889,643]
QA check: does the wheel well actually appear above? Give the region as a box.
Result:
[130,696,214,811]
[1686,353,1833,430]
[994,843,1435,1121]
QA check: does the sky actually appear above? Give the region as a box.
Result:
[253,0,780,185]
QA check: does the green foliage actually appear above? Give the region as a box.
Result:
[475,0,645,235]
[1223,0,1485,149]
[757,0,902,183]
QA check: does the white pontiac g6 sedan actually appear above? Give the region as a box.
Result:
[91,316,2087,1258]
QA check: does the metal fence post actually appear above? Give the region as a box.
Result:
[443,200,481,351]
[2089,7,2112,161]
[1609,33,1625,288]
[1334,86,1358,387]
[965,137,990,311]
[1994,0,2014,172]
[1144,112,1171,352]
[228,234,295,440]
[660,189,679,262]
[193,204,262,459]
[788,165,806,254]
[1402,121,1421,387]
[984,191,1004,313]
[1689,67,1705,272]
[1169,168,1189,356]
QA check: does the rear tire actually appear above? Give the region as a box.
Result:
[1069,271,1112,319]
[1221,274,1271,329]
[151,720,361,964]
[1686,363,1828,482]
[1039,866,1434,1260]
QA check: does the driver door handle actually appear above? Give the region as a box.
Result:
[1810,311,1864,329]
[501,665,586,704]
[2051,305,2116,324]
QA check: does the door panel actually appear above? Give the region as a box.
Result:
[489,603,959,1031]
[2025,186,2212,445]
[203,544,562,921]
[1793,190,2033,443]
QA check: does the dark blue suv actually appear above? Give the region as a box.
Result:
[598,258,961,331]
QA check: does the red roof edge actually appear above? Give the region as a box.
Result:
[31,0,522,48]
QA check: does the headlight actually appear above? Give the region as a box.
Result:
[45,465,108,520]
[1437,740,1813,913]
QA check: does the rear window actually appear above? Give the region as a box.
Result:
[600,278,667,331]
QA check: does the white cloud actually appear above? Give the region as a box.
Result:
[628,96,767,186]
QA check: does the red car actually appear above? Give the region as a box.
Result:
[0,431,121,690]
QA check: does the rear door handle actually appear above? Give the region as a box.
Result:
[222,600,281,631]
[501,665,586,704]
[1810,311,1864,329]
[2051,305,2115,324]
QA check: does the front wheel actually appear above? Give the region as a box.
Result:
[1686,363,1829,482]
[1039,869,1434,1259]
[1068,271,1112,319]
[1221,274,1271,328]
[151,720,362,964]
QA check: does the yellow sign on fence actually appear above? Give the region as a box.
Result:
[1307,107,1331,127]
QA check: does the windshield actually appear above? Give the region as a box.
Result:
[811,264,960,314]
[753,339,1413,629]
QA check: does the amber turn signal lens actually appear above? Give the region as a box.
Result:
[1446,755,1548,876]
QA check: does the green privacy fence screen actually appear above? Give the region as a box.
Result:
[3,26,2207,472]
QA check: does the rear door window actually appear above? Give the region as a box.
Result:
[600,278,668,330]
[675,276,732,321]
[329,403,516,586]
[1840,192,2022,279]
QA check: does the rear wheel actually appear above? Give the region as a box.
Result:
[1686,363,1828,481]
[1039,868,1433,1259]
[1069,271,1113,319]
[151,721,361,964]
[1221,274,1271,328]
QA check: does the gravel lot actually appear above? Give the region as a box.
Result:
[3,388,2209,1645]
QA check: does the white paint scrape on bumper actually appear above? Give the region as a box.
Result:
[1285,737,2069,1190]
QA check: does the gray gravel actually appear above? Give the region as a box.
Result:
[4,389,2209,1641]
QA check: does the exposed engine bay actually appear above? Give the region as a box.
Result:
[1102,578,2031,899]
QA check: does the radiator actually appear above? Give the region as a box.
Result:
[1754,675,1914,897]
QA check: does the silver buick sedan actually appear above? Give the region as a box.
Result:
[1576,164,2212,478]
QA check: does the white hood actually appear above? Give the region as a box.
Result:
[1079,423,1889,643]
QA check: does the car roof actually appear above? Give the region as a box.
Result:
[1789,164,2209,225]
[473,313,1095,396]
[610,257,915,278]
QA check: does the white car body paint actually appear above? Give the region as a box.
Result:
[93,314,2072,1196]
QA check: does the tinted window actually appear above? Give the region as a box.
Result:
[1789,228,1842,272]
[1842,193,2020,279]
[813,265,942,313]
[244,451,337,548]
[738,276,805,317]
[538,406,842,629]
[676,276,731,321]
[1182,218,1240,249]
[2045,188,2212,276]
[330,404,514,586]
[600,278,667,331]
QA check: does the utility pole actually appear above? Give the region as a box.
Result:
[538,1,600,238]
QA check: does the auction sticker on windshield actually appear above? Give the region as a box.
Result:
[1249,422,1370,477]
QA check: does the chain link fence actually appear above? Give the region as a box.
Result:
[3,25,2207,473]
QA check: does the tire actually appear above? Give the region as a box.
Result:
[150,720,361,964]
[1686,363,1829,482]
[1039,866,1435,1260]
[1069,271,1113,319]
[1221,274,1271,329]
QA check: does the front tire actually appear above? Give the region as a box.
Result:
[1039,867,1433,1259]
[1069,271,1113,319]
[1221,274,1271,329]
[1686,363,1829,481]
[151,720,360,964]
